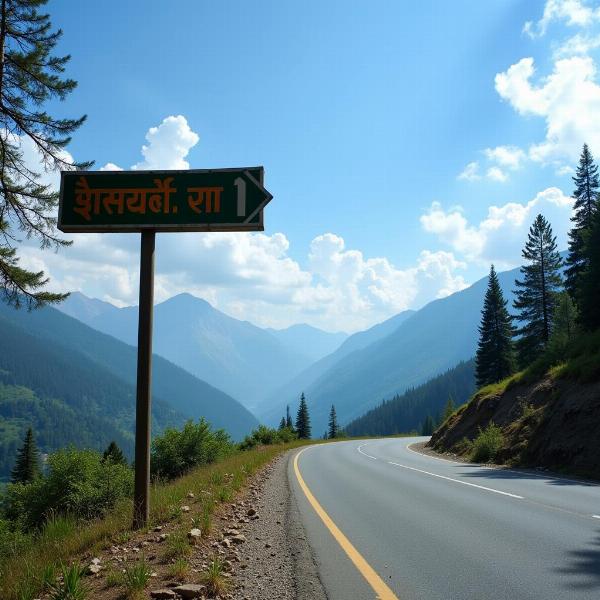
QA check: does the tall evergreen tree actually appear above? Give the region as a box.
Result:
[421,414,434,436]
[577,206,600,331]
[285,405,293,429]
[102,441,127,465]
[278,416,286,431]
[442,396,456,423]
[328,405,339,439]
[0,0,91,308]
[295,393,311,439]
[11,427,39,483]
[513,215,563,366]
[565,144,599,298]
[476,265,516,387]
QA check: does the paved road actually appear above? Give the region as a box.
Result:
[289,437,600,600]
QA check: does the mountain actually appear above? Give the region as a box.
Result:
[0,299,258,476]
[58,293,313,410]
[344,359,476,436]
[262,265,523,435]
[256,310,415,422]
[266,324,347,363]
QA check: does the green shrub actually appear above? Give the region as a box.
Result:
[151,419,233,480]
[471,423,504,463]
[238,425,297,450]
[4,448,133,530]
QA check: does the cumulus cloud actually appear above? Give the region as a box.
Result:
[524,0,600,38]
[421,187,574,268]
[484,145,526,170]
[495,55,600,165]
[486,166,508,182]
[458,161,481,181]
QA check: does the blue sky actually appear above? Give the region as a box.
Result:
[19,0,600,331]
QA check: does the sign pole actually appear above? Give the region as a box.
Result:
[133,229,155,529]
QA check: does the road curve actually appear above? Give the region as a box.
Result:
[288,437,600,600]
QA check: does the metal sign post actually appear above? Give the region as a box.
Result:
[58,166,272,528]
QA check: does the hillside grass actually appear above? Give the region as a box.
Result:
[0,439,314,600]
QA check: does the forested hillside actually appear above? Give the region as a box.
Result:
[345,359,476,436]
[0,300,259,480]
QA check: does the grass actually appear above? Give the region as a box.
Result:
[122,557,152,599]
[200,556,230,597]
[163,530,192,561]
[48,563,89,600]
[0,439,314,600]
[167,557,190,580]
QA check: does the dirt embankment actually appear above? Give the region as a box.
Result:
[429,376,600,479]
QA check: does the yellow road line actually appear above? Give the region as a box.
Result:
[293,447,400,600]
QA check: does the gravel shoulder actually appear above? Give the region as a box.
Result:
[231,449,327,600]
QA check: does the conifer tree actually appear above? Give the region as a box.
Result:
[565,144,599,298]
[11,427,39,483]
[476,265,516,387]
[279,417,286,430]
[0,0,91,308]
[285,405,293,429]
[295,393,311,439]
[442,396,456,423]
[577,206,600,331]
[513,215,563,366]
[552,292,579,342]
[421,415,434,436]
[328,404,339,439]
[102,441,127,465]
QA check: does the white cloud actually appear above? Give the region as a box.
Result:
[484,145,526,169]
[554,31,600,57]
[132,115,199,170]
[458,161,481,181]
[495,55,600,164]
[524,0,600,38]
[100,162,123,171]
[421,187,574,268]
[486,166,508,182]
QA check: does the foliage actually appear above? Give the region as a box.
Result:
[543,292,579,364]
[201,556,230,597]
[565,143,599,297]
[238,424,297,450]
[295,393,311,439]
[328,404,339,439]
[48,562,88,600]
[10,428,39,484]
[421,414,435,436]
[0,0,91,308]
[345,359,476,436]
[577,205,600,331]
[123,557,151,597]
[102,441,127,466]
[513,214,563,366]
[471,423,504,463]
[151,418,233,480]
[476,265,516,387]
[285,404,294,429]
[4,447,133,530]
[441,396,456,424]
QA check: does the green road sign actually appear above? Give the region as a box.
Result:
[58,166,272,233]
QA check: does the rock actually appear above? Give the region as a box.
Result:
[181,505,191,513]
[141,540,150,547]
[224,528,240,536]
[157,533,169,542]
[173,583,207,598]
[87,562,102,575]
[247,507,257,516]
[221,537,232,547]
[90,557,101,565]
[231,534,246,544]
[188,528,202,541]
[150,590,177,599]
[265,542,272,548]
[153,525,163,532]
[187,491,195,499]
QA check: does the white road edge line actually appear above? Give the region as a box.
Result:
[387,461,525,499]
[357,443,378,460]
[593,515,600,519]
[406,442,467,464]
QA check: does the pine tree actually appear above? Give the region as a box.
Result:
[328,405,339,439]
[476,265,516,387]
[442,396,456,423]
[513,215,563,366]
[565,144,599,298]
[421,415,434,436]
[295,393,311,439]
[11,427,39,483]
[577,206,600,331]
[102,441,127,465]
[285,405,293,429]
[552,292,579,342]
[0,0,91,308]
[279,417,286,430]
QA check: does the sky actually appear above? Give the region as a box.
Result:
[15,0,600,332]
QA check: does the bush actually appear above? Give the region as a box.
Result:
[4,448,133,530]
[151,419,233,480]
[238,425,297,450]
[471,423,504,463]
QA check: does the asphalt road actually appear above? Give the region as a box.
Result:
[289,437,600,600]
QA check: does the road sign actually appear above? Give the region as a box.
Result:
[58,165,273,528]
[58,166,272,233]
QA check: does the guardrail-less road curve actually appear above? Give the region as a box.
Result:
[290,437,600,600]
